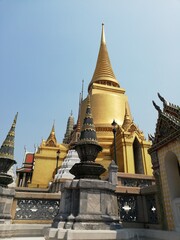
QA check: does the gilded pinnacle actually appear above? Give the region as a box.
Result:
[101,23,106,44]
[46,123,57,146]
[88,24,120,92]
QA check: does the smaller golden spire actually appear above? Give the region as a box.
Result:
[122,106,132,130]
[46,123,57,147]
[52,122,55,134]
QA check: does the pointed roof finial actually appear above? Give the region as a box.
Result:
[152,101,162,113]
[46,122,57,147]
[52,121,55,133]
[101,23,106,44]
[158,93,168,106]
[0,112,18,160]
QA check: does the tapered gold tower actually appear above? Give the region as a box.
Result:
[80,24,152,174]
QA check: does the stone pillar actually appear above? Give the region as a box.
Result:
[108,160,118,186]
[0,186,15,224]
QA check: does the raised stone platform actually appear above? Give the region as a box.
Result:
[51,179,121,231]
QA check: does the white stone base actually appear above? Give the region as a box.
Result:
[44,228,180,240]
[0,225,180,239]
[0,224,50,238]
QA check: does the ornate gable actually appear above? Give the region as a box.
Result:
[158,93,180,119]
[45,124,57,147]
[154,113,179,145]
[149,95,180,152]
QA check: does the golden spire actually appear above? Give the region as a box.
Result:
[46,123,57,147]
[122,106,132,131]
[88,24,120,92]
[101,23,106,44]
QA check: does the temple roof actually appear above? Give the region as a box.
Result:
[46,123,57,147]
[149,94,180,152]
[0,113,18,160]
[158,93,180,119]
[88,24,120,92]
[16,152,34,173]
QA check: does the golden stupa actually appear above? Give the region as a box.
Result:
[80,24,152,174]
[16,24,152,189]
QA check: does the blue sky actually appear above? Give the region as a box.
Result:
[0,0,180,167]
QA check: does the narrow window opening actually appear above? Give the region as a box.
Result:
[133,137,144,174]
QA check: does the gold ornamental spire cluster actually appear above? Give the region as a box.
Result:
[88,24,120,92]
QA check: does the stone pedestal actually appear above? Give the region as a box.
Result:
[45,179,121,239]
[0,186,15,224]
[108,160,118,186]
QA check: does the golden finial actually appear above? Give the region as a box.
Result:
[101,23,106,44]
[52,120,55,133]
